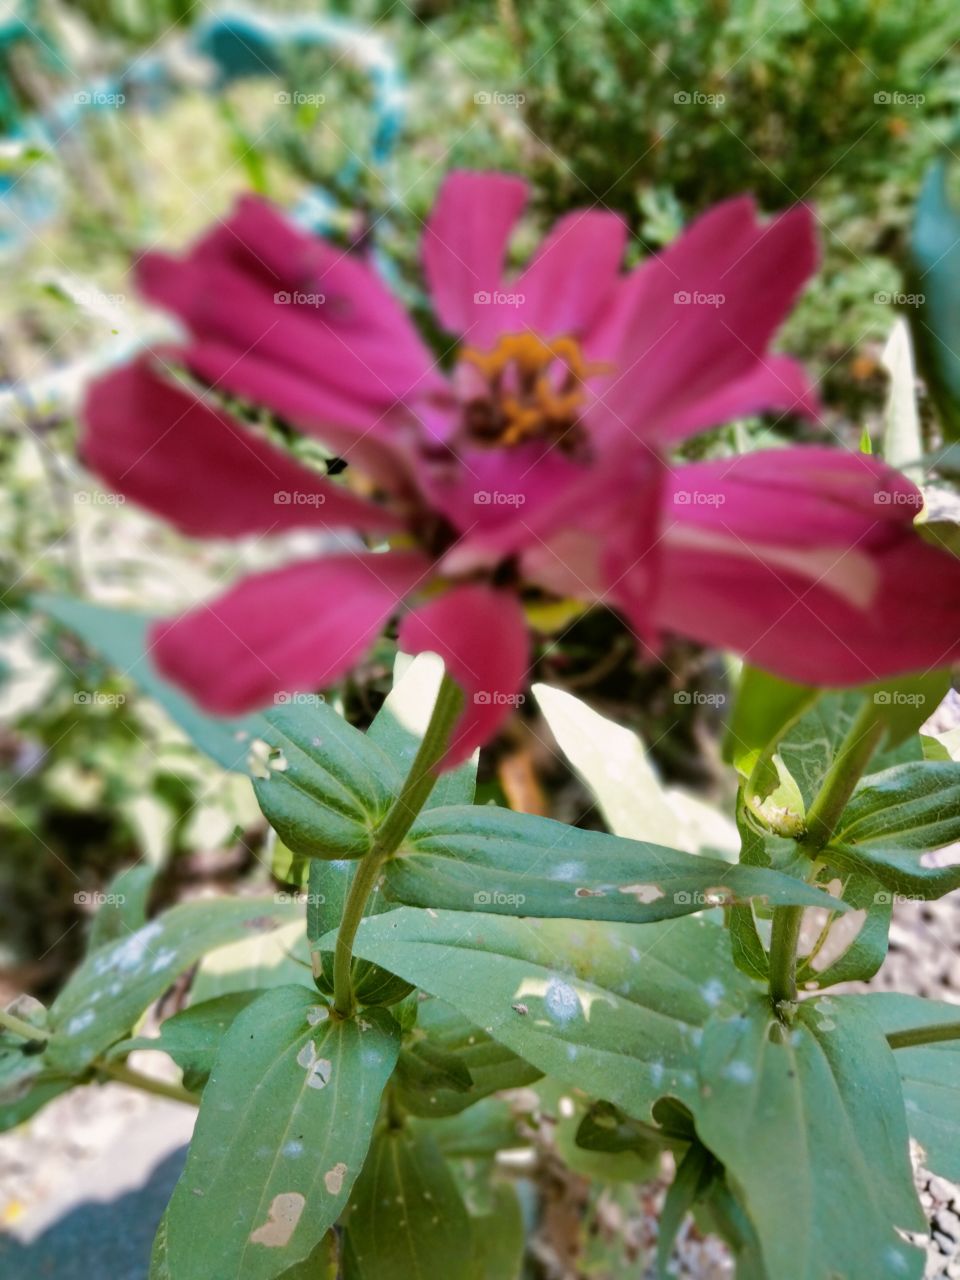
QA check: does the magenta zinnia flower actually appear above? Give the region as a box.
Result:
[82,172,960,765]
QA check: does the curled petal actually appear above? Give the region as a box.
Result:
[398,584,530,767]
[137,196,440,472]
[152,551,429,714]
[620,448,960,685]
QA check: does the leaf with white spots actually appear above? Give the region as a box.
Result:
[692,994,925,1280]
[386,805,848,923]
[334,909,753,1122]
[341,1125,472,1280]
[162,985,399,1280]
[47,898,301,1074]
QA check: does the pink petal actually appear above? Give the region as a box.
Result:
[398,584,530,767]
[81,357,400,538]
[649,354,820,444]
[513,209,628,339]
[621,448,960,684]
[422,171,527,346]
[586,197,818,448]
[137,196,440,454]
[151,551,429,714]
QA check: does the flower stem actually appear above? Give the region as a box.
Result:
[0,1009,52,1043]
[887,1021,960,1050]
[768,700,885,1008]
[98,1058,200,1106]
[331,672,463,1019]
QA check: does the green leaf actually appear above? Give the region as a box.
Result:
[868,672,951,747]
[87,864,157,952]
[164,986,399,1280]
[394,998,541,1118]
[575,1098,671,1155]
[847,992,960,1181]
[342,1124,472,1280]
[909,158,960,440]
[794,865,893,988]
[827,760,960,899]
[469,1183,525,1280]
[778,691,922,812]
[532,682,736,854]
[657,1144,715,1279]
[0,997,71,1131]
[692,994,925,1280]
[252,700,400,859]
[386,804,847,922]
[368,652,476,808]
[724,665,818,781]
[881,318,924,481]
[337,910,753,1122]
[108,992,262,1092]
[545,1081,660,1183]
[190,921,310,1004]
[46,898,300,1073]
[414,1097,524,1160]
[396,1040,474,1096]
[36,596,264,773]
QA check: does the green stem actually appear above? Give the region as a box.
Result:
[331,673,463,1019]
[99,1058,200,1106]
[801,702,885,852]
[887,1021,960,1050]
[0,1009,52,1043]
[768,906,805,1007]
[768,701,885,1008]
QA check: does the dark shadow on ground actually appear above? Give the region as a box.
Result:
[0,1144,185,1279]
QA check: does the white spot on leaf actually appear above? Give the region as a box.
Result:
[296,1040,333,1089]
[249,1192,305,1247]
